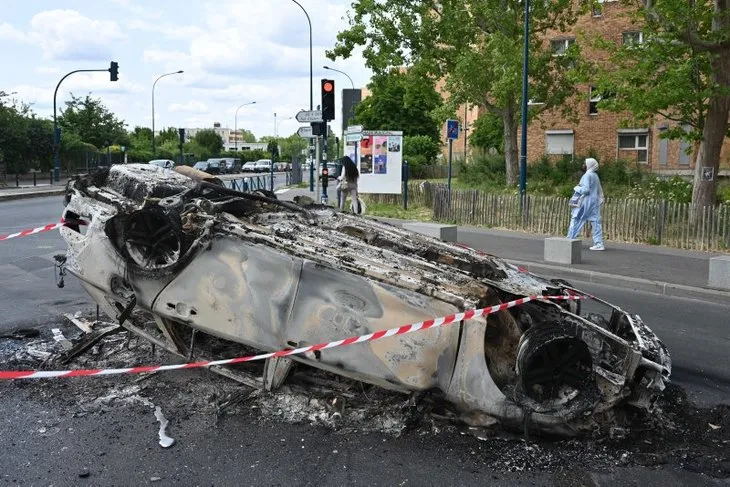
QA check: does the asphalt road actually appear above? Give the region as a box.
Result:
[1,194,728,485]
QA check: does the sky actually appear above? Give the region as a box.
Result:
[0,0,372,139]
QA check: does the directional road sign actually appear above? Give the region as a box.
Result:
[346,124,363,134]
[296,110,323,123]
[346,133,363,143]
[297,126,314,138]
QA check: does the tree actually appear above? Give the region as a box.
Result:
[237,128,256,143]
[403,135,441,175]
[329,0,583,185]
[591,0,730,207]
[192,129,223,156]
[278,133,308,161]
[0,95,53,173]
[58,94,128,149]
[469,112,504,155]
[353,66,443,141]
[156,127,179,146]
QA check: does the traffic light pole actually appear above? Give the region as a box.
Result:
[321,126,328,204]
[315,136,321,201]
[52,68,111,182]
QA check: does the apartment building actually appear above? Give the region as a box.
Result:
[184,123,266,153]
[526,1,730,174]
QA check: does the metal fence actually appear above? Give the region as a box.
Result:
[430,186,730,251]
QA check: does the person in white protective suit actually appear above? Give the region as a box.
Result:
[567,157,605,250]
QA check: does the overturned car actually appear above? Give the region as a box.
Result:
[59,164,671,436]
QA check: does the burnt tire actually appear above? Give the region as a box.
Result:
[514,324,596,416]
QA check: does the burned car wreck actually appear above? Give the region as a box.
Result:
[59,164,671,436]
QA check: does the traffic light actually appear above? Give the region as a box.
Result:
[109,61,119,82]
[321,79,335,121]
[322,166,329,188]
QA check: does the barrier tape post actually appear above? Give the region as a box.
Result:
[0,295,585,380]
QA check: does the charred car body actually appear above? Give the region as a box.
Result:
[59,164,671,436]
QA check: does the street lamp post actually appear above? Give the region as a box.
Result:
[519,0,531,204]
[151,70,183,157]
[323,65,354,90]
[234,101,256,151]
[291,0,315,192]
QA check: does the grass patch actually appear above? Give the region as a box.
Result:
[363,201,433,221]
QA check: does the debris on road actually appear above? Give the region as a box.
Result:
[0,325,727,478]
[154,406,175,448]
[55,164,672,436]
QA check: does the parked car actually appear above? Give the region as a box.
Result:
[253,159,273,172]
[242,161,258,173]
[148,159,175,170]
[208,158,241,174]
[193,160,225,175]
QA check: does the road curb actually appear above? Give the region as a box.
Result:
[0,189,66,202]
[507,259,730,305]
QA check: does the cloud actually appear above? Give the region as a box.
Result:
[34,66,62,76]
[29,10,124,61]
[111,0,162,19]
[168,100,208,113]
[143,49,191,66]
[0,22,27,42]
[130,20,203,40]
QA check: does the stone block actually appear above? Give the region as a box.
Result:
[544,237,582,265]
[708,255,730,291]
[402,222,457,242]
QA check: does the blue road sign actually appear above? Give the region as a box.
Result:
[447,119,459,140]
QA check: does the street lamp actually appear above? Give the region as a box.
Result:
[275,116,293,138]
[323,65,354,90]
[291,0,313,111]
[234,101,256,151]
[151,70,183,157]
[519,0,530,202]
[291,0,316,192]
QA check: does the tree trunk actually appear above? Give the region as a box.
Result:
[503,105,519,186]
[691,51,730,207]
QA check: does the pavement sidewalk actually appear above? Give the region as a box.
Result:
[0,183,66,202]
[276,186,729,303]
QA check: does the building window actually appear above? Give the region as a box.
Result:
[623,31,644,46]
[546,130,574,155]
[551,39,575,56]
[589,87,601,115]
[618,132,648,163]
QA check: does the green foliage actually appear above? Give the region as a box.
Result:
[0,96,54,173]
[156,127,179,146]
[469,113,504,154]
[59,94,128,149]
[626,176,693,203]
[457,155,507,188]
[717,181,730,204]
[192,129,223,156]
[278,133,308,161]
[404,135,441,175]
[329,0,584,185]
[353,66,443,141]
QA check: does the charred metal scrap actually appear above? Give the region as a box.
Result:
[60,164,671,436]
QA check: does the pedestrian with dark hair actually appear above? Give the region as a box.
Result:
[337,156,362,213]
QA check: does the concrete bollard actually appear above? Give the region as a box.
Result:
[544,237,582,265]
[708,255,730,291]
[402,222,457,242]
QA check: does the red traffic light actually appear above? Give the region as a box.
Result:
[323,81,334,93]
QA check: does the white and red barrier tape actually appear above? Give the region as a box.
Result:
[0,294,584,380]
[0,219,86,242]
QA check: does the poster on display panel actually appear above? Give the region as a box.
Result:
[345,130,403,194]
